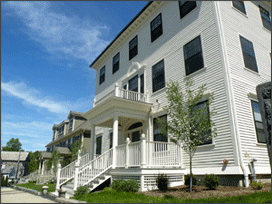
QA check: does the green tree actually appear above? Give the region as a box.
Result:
[70,140,84,163]
[159,79,217,193]
[28,151,41,174]
[2,138,23,151]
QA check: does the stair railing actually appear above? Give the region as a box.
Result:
[76,148,113,188]
[58,151,90,186]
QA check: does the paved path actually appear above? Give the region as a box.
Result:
[1,187,57,203]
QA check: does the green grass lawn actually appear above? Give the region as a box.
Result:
[16,183,56,193]
[72,190,271,203]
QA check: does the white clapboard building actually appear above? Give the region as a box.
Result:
[47,1,271,196]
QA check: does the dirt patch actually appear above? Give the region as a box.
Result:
[139,183,271,199]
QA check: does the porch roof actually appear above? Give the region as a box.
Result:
[84,96,153,127]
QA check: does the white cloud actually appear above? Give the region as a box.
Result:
[2,81,69,114]
[4,1,110,64]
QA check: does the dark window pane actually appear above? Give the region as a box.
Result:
[153,115,168,142]
[132,131,141,142]
[129,36,138,60]
[99,66,105,84]
[179,1,197,19]
[129,75,138,92]
[109,133,113,149]
[251,101,266,143]
[112,53,120,74]
[240,36,258,72]
[259,6,271,31]
[152,60,165,92]
[128,122,143,130]
[96,136,102,155]
[184,36,204,75]
[150,13,163,42]
[140,74,144,93]
[233,1,246,14]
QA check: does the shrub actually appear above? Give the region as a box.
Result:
[103,187,111,192]
[111,179,139,192]
[184,174,198,186]
[156,174,169,191]
[164,194,175,199]
[28,180,36,184]
[74,186,90,197]
[1,176,8,187]
[251,181,264,190]
[203,174,220,189]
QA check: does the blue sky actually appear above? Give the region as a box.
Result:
[1,1,148,152]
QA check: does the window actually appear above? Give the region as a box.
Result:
[153,115,168,142]
[179,1,197,19]
[239,36,258,72]
[193,100,212,145]
[109,133,113,149]
[232,1,246,14]
[96,136,102,155]
[150,13,163,43]
[112,53,120,74]
[52,130,56,141]
[152,60,165,92]
[129,36,138,60]
[128,75,138,92]
[99,66,105,84]
[251,101,266,143]
[68,118,73,132]
[259,6,271,31]
[84,132,91,138]
[140,74,144,94]
[184,36,204,75]
[58,125,64,136]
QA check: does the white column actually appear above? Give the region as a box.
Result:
[125,137,130,169]
[148,114,153,166]
[112,116,118,169]
[55,163,61,191]
[90,125,95,160]
[140,134,146,168]
[38,160,41,174]
[73,160,80,191]
[115,83,119,97]
[93,99,96,107]
[41,160,44,175]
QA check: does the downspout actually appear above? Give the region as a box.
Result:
[213,2,249,187]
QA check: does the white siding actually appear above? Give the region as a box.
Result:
[218,1,271,172]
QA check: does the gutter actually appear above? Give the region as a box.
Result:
[213,2,249,187]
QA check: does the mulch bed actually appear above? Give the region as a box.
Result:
[139,183,271,199]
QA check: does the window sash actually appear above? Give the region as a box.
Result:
[99,66,105,84]
[128,75,138,92]
[152,60,165,92]
[259,6,271,31]
[151,14,163,42]
[251,101,266,143]
[112,53,120,74]
[96,136,102,155]
[129,36,138,60]
[153,115,168,142]
[179,1,197,19]
[240,36,258,72]
[140,74,144,94]
[232,1,246,14]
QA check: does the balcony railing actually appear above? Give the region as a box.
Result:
[93,83,149,107]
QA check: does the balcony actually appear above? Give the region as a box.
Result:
[93,83,149,107]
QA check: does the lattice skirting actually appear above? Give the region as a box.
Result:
[112,175,141,186]
[144,174,184,190]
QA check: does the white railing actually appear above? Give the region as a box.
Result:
[59,152,90,186]
[116,144,126,167]
[119,89,147,103]
[147,141,181,167]
[128,141,141,166]
[77,148,113,186]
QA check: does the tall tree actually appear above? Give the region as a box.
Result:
[159,79,217,193]
[2,138,23,151]
[28,151,41,174]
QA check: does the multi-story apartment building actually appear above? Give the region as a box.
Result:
[47,1,271,196]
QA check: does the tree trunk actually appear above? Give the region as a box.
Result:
[190,153,192,193]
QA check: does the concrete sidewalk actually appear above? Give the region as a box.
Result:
[1,187,57,203]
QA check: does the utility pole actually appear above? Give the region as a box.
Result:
[15,150,22,183]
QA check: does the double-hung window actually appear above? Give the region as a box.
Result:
[184,36,204,76]
[179,1,197,19]
[99,66,105,84]
[129,36,138,60]
[259,6,271,31]
[239,36,258,72]
[140,74,144,94]
[251,101,266,143]
[96,136,102,155]
[152,60,165,92]
[193,100,212,145]
[68,118,73,132]
[58,125,64,136]
[128,75,138,92]
[112,53,120,74]
[150,13,163,43]
[153,115,168,142]
[232,1,246,14]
